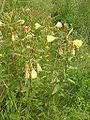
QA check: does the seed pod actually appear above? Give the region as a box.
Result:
[16,20,25,25]
[22,26,31,32]
[25,62,29,80]
[11,33,16,49]
[58,47,63,55]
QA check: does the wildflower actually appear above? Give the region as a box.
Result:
[37,63,42,72]
[55,21,62,28]
[73,39,83,48]
[47,35,56,42]
[35,23,41,29]
[16,20,25,25]
[25,62,30,80]
[58,47,63,55]
[22,26,30,32]
[31,68,37,79]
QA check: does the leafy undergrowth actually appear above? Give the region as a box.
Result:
[0,0,90,120]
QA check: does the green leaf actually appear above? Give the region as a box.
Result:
[52,84,60,95]
[68,66,77,70]
[67,78,75,84]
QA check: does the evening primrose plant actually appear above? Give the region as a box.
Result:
[0,1,90,120]
[1,17,83,89]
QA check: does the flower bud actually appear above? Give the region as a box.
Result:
[25,62,30,80]
[16,20,25,25]
[58,47,63,55]
[37,63,42,72]
[31,68,37,79]
[22,26,30,32]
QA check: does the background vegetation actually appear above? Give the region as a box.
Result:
[0,0,90,120]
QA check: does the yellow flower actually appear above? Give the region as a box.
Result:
[37,63,42,72]
[73,39,83,48]
[47,35,56,42]
[31,68,37,79]
[55,21,62,28]
[35,23,41,29]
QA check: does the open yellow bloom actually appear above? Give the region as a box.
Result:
[73,39,83,48]
[47,35,56,42]
[55,21,62,28]
[35,23,41,29]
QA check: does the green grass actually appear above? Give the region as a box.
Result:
[0,0,90,120]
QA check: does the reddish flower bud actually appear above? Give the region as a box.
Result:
[58,47,63,55]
